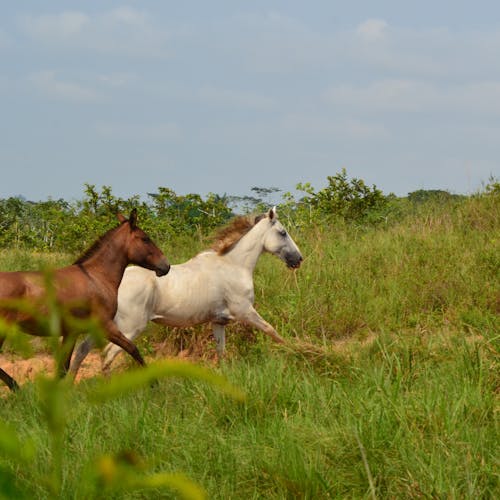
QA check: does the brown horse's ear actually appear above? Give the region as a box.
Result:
[117,213,127,223]
[129,208,138,229]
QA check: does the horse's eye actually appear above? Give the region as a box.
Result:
[279,230,287,237]
[142,236,151,243]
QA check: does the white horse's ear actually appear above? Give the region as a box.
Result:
[269,206,277,220]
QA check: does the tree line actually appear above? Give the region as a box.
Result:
[0,169,496,253]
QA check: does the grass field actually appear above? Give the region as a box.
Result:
[0,193,498,498]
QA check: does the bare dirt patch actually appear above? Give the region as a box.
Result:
[0,351,104,393]
[0,337,220,395]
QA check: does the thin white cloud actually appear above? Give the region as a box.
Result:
[199,13,500,82]
[356,19,388,41]
[323,80,435,112]
[211,11,328,73]
[323,79,500,115]
[97,72,137,88]
[95,122,182,142]
[351,24,500,79]
[28,70,97,101]
[447,82,500,114]
[197,86,275,110]
[282,113,389,141]
[22,11,89,39]
[105,6,148,26]
[20,7,171,58]
[0,28,12,49]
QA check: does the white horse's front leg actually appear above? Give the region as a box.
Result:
[241,307,285,344]
[213,323,226,359]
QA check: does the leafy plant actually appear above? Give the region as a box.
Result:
[295,168,388,224]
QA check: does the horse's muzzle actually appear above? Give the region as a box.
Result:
[286,254,303,269]
[155,260,171,276]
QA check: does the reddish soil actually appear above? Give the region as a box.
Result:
[0,337,219,395]
[0,350,103,392]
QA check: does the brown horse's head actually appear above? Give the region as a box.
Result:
[117,209,170,276]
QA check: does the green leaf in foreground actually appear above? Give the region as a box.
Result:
[0,422,35,463]
[98,455,206,500]
[88,360,246,402]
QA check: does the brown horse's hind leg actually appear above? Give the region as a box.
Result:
[105,321,146,367]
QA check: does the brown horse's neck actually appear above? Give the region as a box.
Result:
[75,226,130,290]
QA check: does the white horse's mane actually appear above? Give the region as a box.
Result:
[211,214,263,255]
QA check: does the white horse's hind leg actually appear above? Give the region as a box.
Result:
[69,337,95,376]
[213,323,226,359]
[102,343,124,371]
[241,307,285,344]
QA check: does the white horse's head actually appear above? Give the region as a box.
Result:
[257,207,303,269]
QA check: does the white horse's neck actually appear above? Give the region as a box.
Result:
[223,221,267,272]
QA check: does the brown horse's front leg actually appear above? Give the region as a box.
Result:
[0,367,19,391]
[105,320,146,367]
[0,336,19,391]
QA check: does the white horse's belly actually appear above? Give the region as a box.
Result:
[151,312,209,328]
[151,264,226,327]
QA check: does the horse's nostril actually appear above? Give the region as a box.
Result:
[156,261,170,276]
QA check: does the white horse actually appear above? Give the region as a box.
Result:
[70,207,303,375]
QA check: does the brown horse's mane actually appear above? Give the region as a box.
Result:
[211,214,265,255]
[73,224,122,265]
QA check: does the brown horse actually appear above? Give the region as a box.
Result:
[0,209,170,391]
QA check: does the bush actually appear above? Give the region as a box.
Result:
[294,168,389,225]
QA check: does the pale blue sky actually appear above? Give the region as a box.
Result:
[1,1,499,201]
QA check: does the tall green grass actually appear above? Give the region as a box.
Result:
[254,193,499,343]
[0,193,498,498]
[1,332,496,498]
